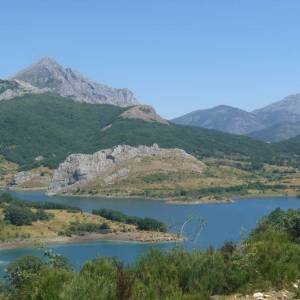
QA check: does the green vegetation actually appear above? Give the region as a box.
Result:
[59,221,111,237]
[0,94,290,170]
[0,193,172,244]
[0,80,18,94]
[1,209,300,299]
[92,208,168,232]
[0,94,124,169]
[177,181,289,199]
[4,205,50,226]
[275,134,300,156]
[0,192,81,212]
[253,208,300,242]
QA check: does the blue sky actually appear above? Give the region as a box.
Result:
[1,1,300,119]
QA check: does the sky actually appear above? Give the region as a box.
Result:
[1,1,300,119]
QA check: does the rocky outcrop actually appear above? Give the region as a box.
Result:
[120,105,168,125]
[10,168,52,190]
[10,171,35,187]
[11,57,139,107]
[48,144,205,195]
[0,79,48,101]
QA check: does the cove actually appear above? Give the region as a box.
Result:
[1,191,300,277]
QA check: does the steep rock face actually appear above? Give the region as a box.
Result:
[0,79,48,101]
[48,144,205,195]
[11,57,139,107]
[172,105,265,135]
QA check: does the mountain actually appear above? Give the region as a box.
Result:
[0,79,48,101]
[0,93,277,169]
[248,121,300,142]
[11,57,139,107]
[252,93,300,126]
[172,105,265,135]
[172,93,300,141]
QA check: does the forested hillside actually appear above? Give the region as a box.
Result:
[0,94,289,169]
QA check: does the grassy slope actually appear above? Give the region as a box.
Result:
[0,94,125,169]
[275,133,300,155]
[248,121,300,142]
[0,94,280,170]
[0,156,18,188]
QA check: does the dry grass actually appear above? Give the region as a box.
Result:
[0,207,177,247]
[72,156,300,199]
[0,157,18,188]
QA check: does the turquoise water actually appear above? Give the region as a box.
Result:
[1,191,300,277]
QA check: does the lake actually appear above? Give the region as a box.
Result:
[1,191,300,277]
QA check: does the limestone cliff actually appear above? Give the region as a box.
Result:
[48,144,205,196]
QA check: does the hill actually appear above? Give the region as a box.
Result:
[0,94,280,170]
[172,105,265,135]
[248,121,300,142]
[253,93,300,126]
[10,57,139,107]
[172,94,300,141]
[47,144,206,197]
[275,133,300,156]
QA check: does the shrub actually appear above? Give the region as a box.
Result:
[136,217,168,232]
[34,209,52,221]
[5,255,44,289]
[254,208,300,243]
[99,222,110,230]
[60,222,111,236]
[92,208,167,232]
[4,205,35,226]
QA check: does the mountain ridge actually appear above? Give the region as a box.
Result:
[172,105,266,135]
[10,57,139,107]
[173,92,300,141]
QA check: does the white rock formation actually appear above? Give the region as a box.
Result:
[10,171,35,186]
[48,144,203,195]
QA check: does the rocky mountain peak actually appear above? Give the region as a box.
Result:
[37,56,59,66]
[10,57,139,107]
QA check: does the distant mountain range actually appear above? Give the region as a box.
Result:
[172,105,265,135]
[0,57,138,107]
[172,94,300,142]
